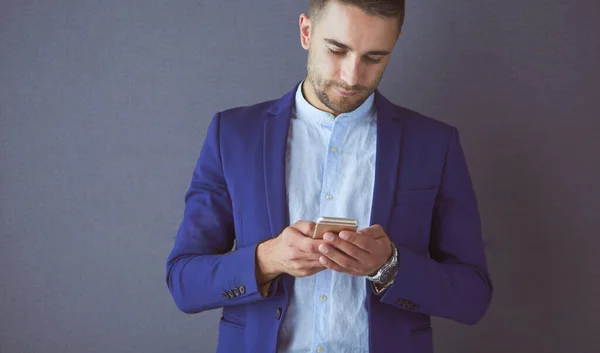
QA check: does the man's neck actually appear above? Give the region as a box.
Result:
[301,79,338,116]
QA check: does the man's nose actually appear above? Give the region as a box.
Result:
[340,57,360,88]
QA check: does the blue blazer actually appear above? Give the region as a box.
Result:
[166,83,493,353]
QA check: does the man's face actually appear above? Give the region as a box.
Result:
[302,2,400,114]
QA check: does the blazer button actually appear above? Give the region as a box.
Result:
[232,288,241,297]
[407,301,419,309]
[239,285,246,294]
[222,291,230,299]
[396,298,419,310]
[227,290,235,298]
[276,307,282,320]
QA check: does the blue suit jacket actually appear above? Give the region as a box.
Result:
[166,83,493,353]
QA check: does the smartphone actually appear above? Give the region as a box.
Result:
[312,216,358,239]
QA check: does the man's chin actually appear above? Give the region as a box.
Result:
[331,96,365,113]
[329,102,361,114]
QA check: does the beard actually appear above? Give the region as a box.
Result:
[306,50,381,114]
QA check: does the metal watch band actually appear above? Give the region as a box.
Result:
[367,242,398,284]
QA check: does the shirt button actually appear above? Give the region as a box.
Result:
[328,115,335,121]
[319,295,327,302]
[331,146,338,152]
[325,194,333,200]
[317,346,324,353]
[276,307,282,320]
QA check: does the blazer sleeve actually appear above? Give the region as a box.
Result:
[379,127,493,325]
[165,113,277,314]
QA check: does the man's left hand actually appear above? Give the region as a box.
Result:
[318,224,394,276]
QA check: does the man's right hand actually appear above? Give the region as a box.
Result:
[256,220,326,286]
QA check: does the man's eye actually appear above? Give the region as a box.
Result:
[328,48,345,56]
[365,57,382,64]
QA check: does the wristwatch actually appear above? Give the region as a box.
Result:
[367,242,398,285]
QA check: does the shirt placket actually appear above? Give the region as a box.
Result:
[313,117,347,353]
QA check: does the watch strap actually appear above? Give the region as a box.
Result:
[367,242,398,284]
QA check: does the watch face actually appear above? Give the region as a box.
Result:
[380,269,392,284]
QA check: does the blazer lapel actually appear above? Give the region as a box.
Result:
[263,84,298,296]
[263,87,296,238]
[370,91,403,233]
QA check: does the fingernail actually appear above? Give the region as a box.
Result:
[319,244,329,254]
[339,232,349,240]
[320,256,327,264]
[324,233,334,241]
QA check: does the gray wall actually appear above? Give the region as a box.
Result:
[1,1,598,352]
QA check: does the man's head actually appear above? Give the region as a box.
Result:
[300,0,405,115]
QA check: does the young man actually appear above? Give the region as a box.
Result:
[166,1,493,352]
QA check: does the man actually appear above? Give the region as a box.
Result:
[166,1,493,352]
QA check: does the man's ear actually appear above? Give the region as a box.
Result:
[299,13,312,50]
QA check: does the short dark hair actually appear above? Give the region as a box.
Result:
[309,0,405,32]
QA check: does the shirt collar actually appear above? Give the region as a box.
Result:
[293,80,375,125]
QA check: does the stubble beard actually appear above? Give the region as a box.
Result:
[305,51,380,115]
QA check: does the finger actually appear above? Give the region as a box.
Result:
[319,255,355,275]
[323,233,374,262]
[290,260,325,270]
[285,226,316,247]
[358,224,386,239]
[288,246,324,262]
[329,231,375,254]
[297,251,325,262]
[295,236,326,254]
[308,255,325,270]
[284,227,309,248]
[318,243,359,271]
[292,220,316,237]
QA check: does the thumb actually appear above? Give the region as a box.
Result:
[359,224,384,238]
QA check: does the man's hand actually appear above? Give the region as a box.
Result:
[256,221,327,285]
[317,224,393,276]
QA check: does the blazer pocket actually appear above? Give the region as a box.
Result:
[217,316,246,353]
[220,315,246,329]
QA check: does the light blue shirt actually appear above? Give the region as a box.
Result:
[277,82,377,353]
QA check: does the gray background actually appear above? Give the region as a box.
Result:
[1,0,598,352]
